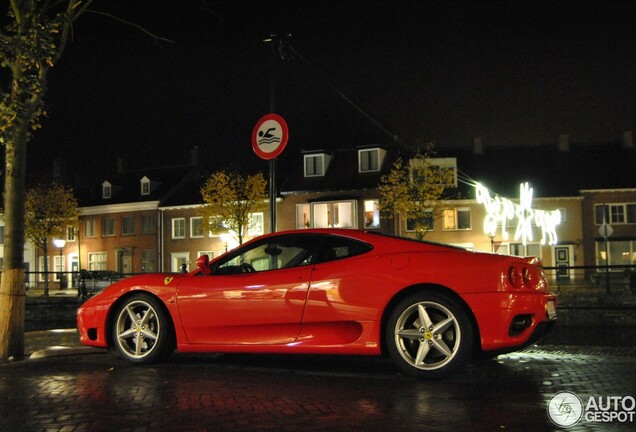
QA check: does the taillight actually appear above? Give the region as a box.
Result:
[508,264,542,289]
[522,266,531,285]
[508,265,523,288]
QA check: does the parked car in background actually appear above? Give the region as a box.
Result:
[79,270,126,297]
[77,229,556,379]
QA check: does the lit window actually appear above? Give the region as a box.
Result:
[66,226,76,242]
[363,200,380,229]
[38,256,50,282]
[248,212,264,236]
[88,252,107,271]
[53,254,65,281]
[84,219,96,238]
[443,208,471,230]
[596,239,636,266]
[296,203,310,229]
[312,200,357,228]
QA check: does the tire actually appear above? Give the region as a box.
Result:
[386,291,473,379]
[112,294,173,364]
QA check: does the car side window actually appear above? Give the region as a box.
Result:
[213,235,322,275]
[313,236,372,264]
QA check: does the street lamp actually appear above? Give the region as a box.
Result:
[53,238,66,290]
[488,233,496,253]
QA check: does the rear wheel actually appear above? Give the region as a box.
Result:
[112,294,173,364]
[386,292,473,379]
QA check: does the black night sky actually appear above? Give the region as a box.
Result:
[28,0,636,177]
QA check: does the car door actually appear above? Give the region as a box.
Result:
[300,236,376,335]
[176,234,321,345]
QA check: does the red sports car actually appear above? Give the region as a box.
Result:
[77,229,556,378]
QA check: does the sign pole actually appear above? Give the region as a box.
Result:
[601,204,611,293]
[269,158,276,233]
[268,35,277,233]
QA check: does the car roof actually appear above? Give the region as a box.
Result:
[252,228,466,252]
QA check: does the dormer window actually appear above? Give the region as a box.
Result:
[304,153,332,177]
[358,148,386,173]
[102,181,112,199]
[141,176,151,196]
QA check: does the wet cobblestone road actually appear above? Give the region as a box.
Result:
[1,334,635,431]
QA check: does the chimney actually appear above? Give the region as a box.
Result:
[52,158,64,179]
[117,157,127,174]
[473,137,484,155]
[190,146,199,166]
[622,130,633,149]
[557,134,570,152]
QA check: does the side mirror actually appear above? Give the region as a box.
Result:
[265,246,282,256]
[196,254,212,275]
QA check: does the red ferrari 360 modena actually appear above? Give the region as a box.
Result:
[77,229,556,378]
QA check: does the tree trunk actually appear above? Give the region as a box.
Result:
[386,213,399,236]
[0,269,26,360]
[43,243,50,296]
[0,121,29,361]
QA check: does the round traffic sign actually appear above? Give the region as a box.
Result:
[599,223,613,238]
[252,113,289,160]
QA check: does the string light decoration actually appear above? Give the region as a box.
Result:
[475,182,561,246]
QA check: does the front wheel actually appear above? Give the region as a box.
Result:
[386,292,473,379]
[112,294,173,364]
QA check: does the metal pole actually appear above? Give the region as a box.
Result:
[603,203,610,293]
[269,159,276,233]
[59,247,63,290]
[267,33,278,233]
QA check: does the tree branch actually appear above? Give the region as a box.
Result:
[87,10,175,45]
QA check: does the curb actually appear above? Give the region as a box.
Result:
[28,346,105,359]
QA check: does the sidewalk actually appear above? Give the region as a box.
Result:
[27,287,81,298]
[24,328,101,359]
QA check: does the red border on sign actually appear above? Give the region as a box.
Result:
[252,113,289,160]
